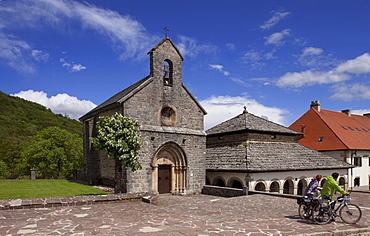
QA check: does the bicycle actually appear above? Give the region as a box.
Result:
[311,194,362,225]
[297,194,317,219]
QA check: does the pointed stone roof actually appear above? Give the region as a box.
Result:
[148,37,184,61]
[206,110,302,135]
[206,140,353,172]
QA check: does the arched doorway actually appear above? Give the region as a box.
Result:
[297,179,308,195]
[151,142,187,194]
[283,179,294,194]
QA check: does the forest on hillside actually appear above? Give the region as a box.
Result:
[0,91,84,179]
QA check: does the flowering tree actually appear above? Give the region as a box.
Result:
[91,113,142,193]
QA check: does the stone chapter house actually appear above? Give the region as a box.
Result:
[206,108,353,195]
[80,38,207,194]
[80,38,352,195]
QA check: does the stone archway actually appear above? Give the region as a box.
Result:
[151,142,187,194]
[297,179,308,195]
[283,179,294,194]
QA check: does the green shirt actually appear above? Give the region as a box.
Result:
[321,176,349,199]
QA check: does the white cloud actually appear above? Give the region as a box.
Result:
[200,95,288,130]
[11,90,96,120]
[297,47,339,68]
[241,49,266,69]
[60,58,86,72]
[335,53,370,74]
[330,83,370,101]
[209,64,230,76]
[276,70,350,88]
[265,29,291,45]
[277,52,370,89]
[31,50,49,62]
[176,35,217,58]
[260,11,291,30]
[301,47,323,57]
[0,0,159,63]
[226,43,236,51]
[352,109,370,116]
[0,32,36,74]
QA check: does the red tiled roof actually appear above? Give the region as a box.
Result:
[289,108,370,151]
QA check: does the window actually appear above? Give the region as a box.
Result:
[353,156,362,167]
[318,137,324,142]
[354,177,360,187]
[163,60,173,86]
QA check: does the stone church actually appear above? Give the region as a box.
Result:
[80,37,207,194]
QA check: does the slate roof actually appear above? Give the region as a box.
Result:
[206,111,302,135]
[79,76,152,121]
[289,108,370,151]
[206,141,353,172]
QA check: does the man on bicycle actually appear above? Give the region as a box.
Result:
[321,172,349,200]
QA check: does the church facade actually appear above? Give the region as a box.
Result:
[80,38,207,194]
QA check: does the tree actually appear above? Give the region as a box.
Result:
[21,126,83,179]
[91,113,142,193]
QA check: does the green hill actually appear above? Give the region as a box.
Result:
[0,91,83,176]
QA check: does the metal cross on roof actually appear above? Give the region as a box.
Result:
[163,27,170,38]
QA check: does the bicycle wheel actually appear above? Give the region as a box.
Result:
[339,203,362,224]
[298,204,311,219]
[312,205,331,225]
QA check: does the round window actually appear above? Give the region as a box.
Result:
[160,106,176,126]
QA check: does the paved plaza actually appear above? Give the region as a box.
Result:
[1,192,369,236]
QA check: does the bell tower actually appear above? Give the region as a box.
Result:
[148,37,184,88]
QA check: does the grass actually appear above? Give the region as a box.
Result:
[0,180,110,200]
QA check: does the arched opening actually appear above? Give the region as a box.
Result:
[213,177,226,187]
[269,181,280,193]
[151,142,187,194]
[255,182,266,191]
[163,59,173,86]
[231,180,243,189]
[283,179,294,194]
[297,179,308,195]
[338,177,345,188]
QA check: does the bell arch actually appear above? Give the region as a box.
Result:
[151,142,187,194]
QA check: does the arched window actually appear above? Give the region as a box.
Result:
[163,60,173,86]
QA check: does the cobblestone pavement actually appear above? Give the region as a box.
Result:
[0,192,369,236]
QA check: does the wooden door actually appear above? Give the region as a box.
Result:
[158,165,171,194]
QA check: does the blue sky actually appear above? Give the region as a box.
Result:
[1,0,370,130]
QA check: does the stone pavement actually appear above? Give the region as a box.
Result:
[0,192,369,236]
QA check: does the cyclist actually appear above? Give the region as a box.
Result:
[321,172,349,200]
[304,174,322,197]
[321,172,349,221]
